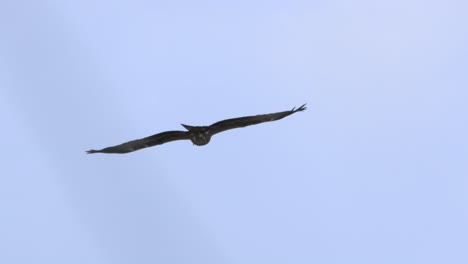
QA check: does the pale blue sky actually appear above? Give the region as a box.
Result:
[1,1,467,263]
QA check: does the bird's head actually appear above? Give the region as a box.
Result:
[181,124,211,146]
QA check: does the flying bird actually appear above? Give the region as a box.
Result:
[86,103,306,154]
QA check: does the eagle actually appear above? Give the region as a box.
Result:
[86,103,306,154]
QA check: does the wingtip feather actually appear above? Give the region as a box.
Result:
[293,103,307,112]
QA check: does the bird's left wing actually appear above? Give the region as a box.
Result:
[86,130,190,154]
[208,103,306,135]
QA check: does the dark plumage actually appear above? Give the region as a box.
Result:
[86,103,306,154]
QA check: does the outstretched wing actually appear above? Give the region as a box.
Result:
[86,130,190,154]
[208,103,307,135]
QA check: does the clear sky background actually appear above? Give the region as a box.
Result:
[1,1,467,263]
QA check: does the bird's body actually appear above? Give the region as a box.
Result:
[181,125,212,146]
[86,104,306,154]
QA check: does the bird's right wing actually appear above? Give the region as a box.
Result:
[86,130,190,154]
